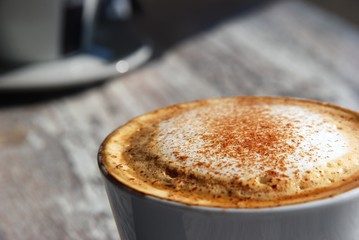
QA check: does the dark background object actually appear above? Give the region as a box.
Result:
[62,2,83,55]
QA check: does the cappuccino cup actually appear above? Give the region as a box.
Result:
[98,96,359,240]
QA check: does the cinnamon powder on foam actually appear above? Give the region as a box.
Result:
[103,98,359,207]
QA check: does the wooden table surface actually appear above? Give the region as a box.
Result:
[1,0,359,239]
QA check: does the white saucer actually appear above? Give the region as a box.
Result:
[0,44,151,90]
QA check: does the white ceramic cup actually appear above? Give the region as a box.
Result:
[98,151,359,240]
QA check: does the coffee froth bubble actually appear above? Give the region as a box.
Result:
[100,97,359,208]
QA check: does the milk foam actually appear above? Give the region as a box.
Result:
[155,105,349,180]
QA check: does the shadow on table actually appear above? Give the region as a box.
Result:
[135,0,272,58]
[0,84,100,108]
[0,0,270,107]
[306,0,359,27]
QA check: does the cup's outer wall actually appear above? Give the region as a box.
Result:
[103,176,359,240]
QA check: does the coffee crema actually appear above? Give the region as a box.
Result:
[100,97,359,208]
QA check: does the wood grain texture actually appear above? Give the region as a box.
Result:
[0,0,359,239]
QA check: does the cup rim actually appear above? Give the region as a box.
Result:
[98,149,359,215]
